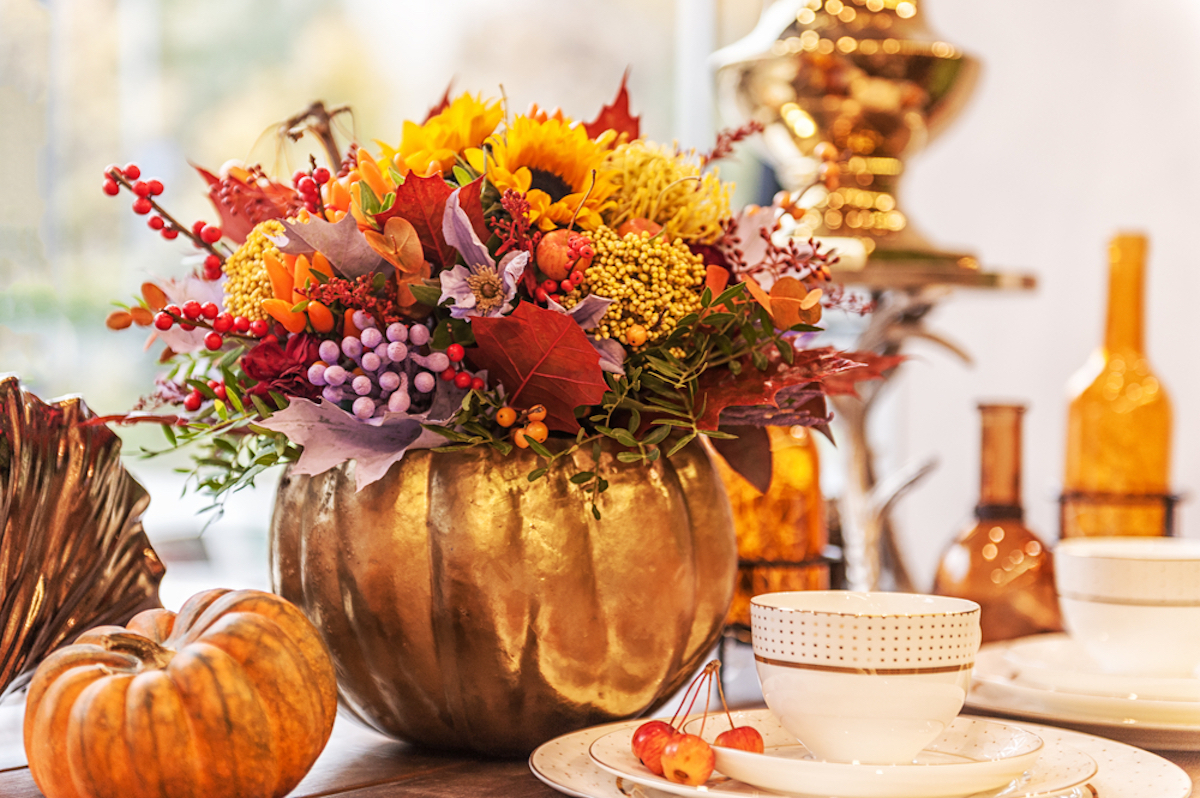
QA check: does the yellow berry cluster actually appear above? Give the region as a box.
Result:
[222,220,284,321]
[568,225,707,346]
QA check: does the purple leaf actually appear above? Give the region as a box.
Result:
[273,214,388,279]
[441,188,492,270]
[589,336,626,375]
[548,294,615,330]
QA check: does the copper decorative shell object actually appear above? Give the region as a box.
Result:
[0,375,165,698]
[270,438,736,756]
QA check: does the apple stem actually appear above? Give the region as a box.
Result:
[714,662,735,728]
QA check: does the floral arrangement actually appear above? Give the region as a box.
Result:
[103,78,883,515]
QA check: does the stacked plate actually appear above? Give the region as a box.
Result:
[967,633,1200,750]
[529,708,1190,798]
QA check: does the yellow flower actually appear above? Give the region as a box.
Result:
[486,116,617,232]
[378,93,502,178]
[603,140,731,245]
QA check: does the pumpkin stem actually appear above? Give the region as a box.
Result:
[104,632,176,670]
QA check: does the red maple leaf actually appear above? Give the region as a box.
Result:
[468,303,608,433]
[455,176,489,243]
[583,69,640,143]
[694,347,865,430]
[424,81,454,122]
[195,165,303,245]
[378,172,456,269]
[821,351,905,397]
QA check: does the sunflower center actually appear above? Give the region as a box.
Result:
[528,168,573,204]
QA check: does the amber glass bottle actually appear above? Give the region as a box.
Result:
[1062,233,1173,537]
[934,404,1061,643]
[713,426,828,631]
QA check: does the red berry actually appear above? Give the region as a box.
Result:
[312,167,331,184]
[292,170,306,187]
[183,392,202,412]
[165,304,181,316]
[297,176,317,195]
[234,316,251,333]
[446,343,465,362]
[147,179,164,196]
[214,384,227,401]
[148,215,165,230]
[104,164,123,178]
[204,332,223,350]
[200,225,222,244]
[213,313,234,333]
[201,302,219,319]
[535,287,548,303]
[132,197,152,215]
[203,263,223,281]
[454,371,473,390]
[205,254,221,269]
[192,220,206,236]
[540,279,558,294]
[123,163,141,180]
[133,181,151,197]
[153,312,173,330]
[179,322,196,331]
[547,293,562,305]
[440,367,457,382]
[102,179,119,196]
[161,227,179,240]
[470,377,485,391]
[249,319,269,337]
[207,379,220,389]
[182,301,202,320]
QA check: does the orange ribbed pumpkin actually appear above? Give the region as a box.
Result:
[23,589,337,798]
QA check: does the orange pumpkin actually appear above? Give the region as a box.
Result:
[23,588,338,798]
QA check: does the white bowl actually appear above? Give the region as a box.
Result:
[1055,537,1200,677]
[750,591,981,764]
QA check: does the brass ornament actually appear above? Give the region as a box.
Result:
[0,375,165,698]
[714,0,981,276]
[270,437,736,756]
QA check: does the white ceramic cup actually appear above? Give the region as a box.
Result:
[1055,536,1200,677]
[751,591,981,765]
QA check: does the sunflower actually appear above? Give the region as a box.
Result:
[378,93,502,178]
[486,116,617,231]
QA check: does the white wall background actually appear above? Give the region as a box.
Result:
[886,0,1200,588]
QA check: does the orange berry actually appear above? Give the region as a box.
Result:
[496,407,518,427]
[625,325,648,347]
[526,421,549,443]
[527,404,547,422]
[513,427,532,448]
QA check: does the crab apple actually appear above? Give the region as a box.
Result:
[660,734,715,786]
[616,217,663,238]
[631,721,676,776]
[536,228,587,281]
[714,725,765,754]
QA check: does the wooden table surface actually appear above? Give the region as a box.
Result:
[0,700,562,798]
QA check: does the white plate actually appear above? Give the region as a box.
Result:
[530,715,1188,798]
[1004,634,1200,701]
[587,712,1086,798]
[969,643,1200,750]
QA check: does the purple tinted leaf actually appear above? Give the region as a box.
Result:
[275,214,388,279]
[441,188,492,271]
[589,336,626,375]
[547,294,615,330]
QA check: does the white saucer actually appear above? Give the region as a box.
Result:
[530,715,1188,798]
[587,711,1086,798]
[1004,634,1200,701]
[969,642,1200,750]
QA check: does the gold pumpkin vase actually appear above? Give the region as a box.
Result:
[269,438,736,756]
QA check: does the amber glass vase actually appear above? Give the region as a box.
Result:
[933,404,1061,643]
[1063,233,1173,537]
[714,426,828,632]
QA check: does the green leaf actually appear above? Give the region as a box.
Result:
[626,409,641,434]
[218,346,244,369]
[452,165,474,186]
[213,400,229,421]
[616,451,642,463]
[527,439,553,458]
[225,387,246,415]
[528,468,549,481]
[597,478,609,492]
[250,394,274,418]
[751,350,768,371]
[162,424,177,447]
[613,429,638,448]
[449,317,476,347]
[647,448,660,462]
[569,472,594,484]
[592,504,601,520]
[409,282,444,307]
[642,425,672,445]
[702,429,736,440]
[667,432,697,457]
[269,391,289,411]
[289,300,310,313]
[431,319,453,352]
[213,438,238,456]
[372,272,388,291]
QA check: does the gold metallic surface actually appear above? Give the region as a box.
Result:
[0,375,165,698]
[713,427,828,631]
[715,0,1004,280]
[269,438,736,756]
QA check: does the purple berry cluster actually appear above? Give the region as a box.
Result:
[304,311,481,419]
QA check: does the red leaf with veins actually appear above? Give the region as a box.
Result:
[821,352,905,397]
[468,303,608,433]
[195,165,303,245]
[376,172,456,269]
[583,69,640,143]
[695,347,865,431]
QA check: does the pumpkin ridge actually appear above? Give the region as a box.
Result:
[68,674,135,798]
